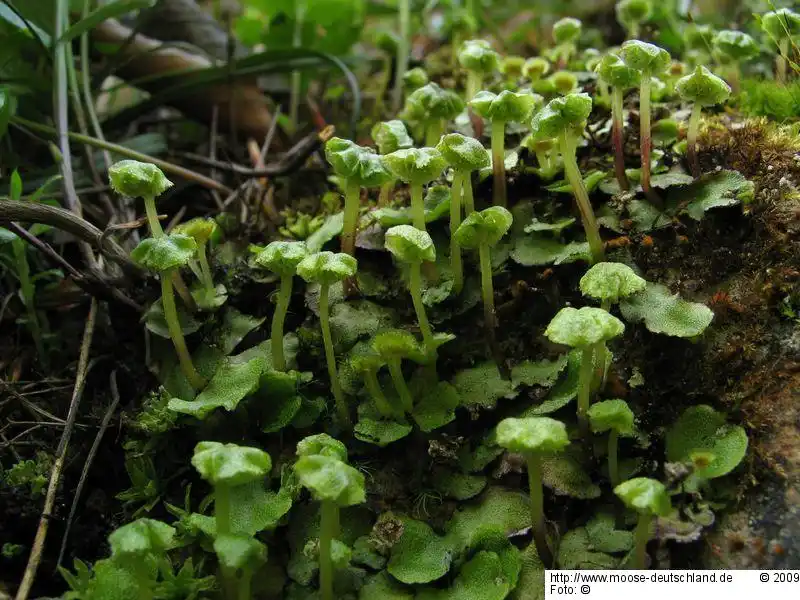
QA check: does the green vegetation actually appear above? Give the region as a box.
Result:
[1,1,786,597]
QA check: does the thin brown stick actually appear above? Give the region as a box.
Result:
[56,369,121,569]
[0,200,141,275]
[15,299,98,600]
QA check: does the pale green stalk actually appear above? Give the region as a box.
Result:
[686,103,703,177]
[392,0,411,112]
[341,180,361,256]
[638,77,656,200]
[426,120,445,146]
[558,132,604,264]
[466,71,481,101]
[490,120,507,207]
[319,284,349,426]
[363,370,396,418]
[608,430,620,486]
[378,180,394,206]
[577,346,594,435]
[319,501,338,600]
[450,171,465,294]
[196,243,215,293]
[408,263,435,354]
[271,275,293,371]
[161,268,205,390]
[143,195,164,238]
[387,359,414,413]
[778,38,789,84]
[462,173,475,214]
[525,452,552,567]
[410,183,426,230]
[632,513,653,569]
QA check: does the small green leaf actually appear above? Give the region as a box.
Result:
[385,225,436,264]
[168,357,264,419]
[372,120,413,155]
[452,362,516,409]
[557,528,618,569]
[172,217,218,245]
[434,471,487,501]
[665,405,748,480]
[511,355,569,389]
[297,251,357,285]
[595,52,640,90]
[293,455,365,506]
[131,234,197,272]
[496,417,570,454]
[403,83,465,123]
[388,518,453,584]
[511,234,590,266]
[361,572,414,599]
[520,350,581,416]
[523,217,575,234]
[541,453,601,499]
[585,512,634,553]
[382,147,448,186]
[587,399,635,435]
[529,93,593,139]
[372,330,425,363]
[191,442,271,487]
[330,300,397,351]
[410,379,460,432]
[714,30,759,61]
[670,170,754,221]
[253,241,308,276]
[619,40,670,75]
[354,418,413,447]
[296,433,348,461]
[417,551,512,600]
[373,184,452,226]
[305,212,344,252]
[545,306,625,348]
[553,17,581,43]
[436,133,490,172]
[614,477,671,516]
[511,543,545,600]
[108,518,176,557]
[214,534,267,571]
[454,206,513,249]
[325,138,391,187]
[619,282,714,338]
[580,262,646,304]
[676,66,731,107]
[445,488,530,554]
[469,90,539,124]
[108,159,172,199]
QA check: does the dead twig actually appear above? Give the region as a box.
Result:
[56,369,121,569]
[15,299,98,600]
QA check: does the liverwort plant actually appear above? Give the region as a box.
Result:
[551,17,582,69]
[436,133,490,293]
[371,120,414,206]
[596,53,641,191]
[675,66,731,177]
[131,232,204,390]
[470,90,539,207]
[403,67,429,93]
[453,206,513,371]
[382,147,448,231]
[109,159,172,238]
[495,416,570,567]
[614,477,671,569]
[587,399,635,486]
[172,217,224,310]
[615,0,652,39]
[523,57,551,84]
[253,241,309,371]
[293,435,366,600]
[297,252,358,426]
[530,92,605,263]
[372,330,424,414]
[761,8,800,84]
[403,82,465,146]
[191,442,271,599]
[325,138,391,259]
[619,40,671,202]
[106,518,177,598]
[458,39,501,101]
[545,307,624,434]
[713,30,759,93]
[579,261,646,312]
[384,226,437,357]
[349,349,397,418]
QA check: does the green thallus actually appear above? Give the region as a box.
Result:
[469,90,539,207]
[111,160,206,390]
[619,40,671,203]
[403,82,465,146]
[596,53,640,191]
[371,120,414,206]
[495,416,570,567]
[325,138,391,261]
[544,306,624,434]
[675,66,731,178]
[253,241,309,372]
[614,477,671,569]
[382,147,448,231]
[297,251,358,427]
[436,133,491,293]
[453,206,513,372]
[384,225,437,359]
[293,435,365,600]
[530,92,605,263]
[191,442,271,599]
[458,39,501,101]
[587,399,635,486]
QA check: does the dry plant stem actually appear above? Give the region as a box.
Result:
[686,103,703,178]
[490,120,507,207]
[611,87,630,191]
[525,452,553,568]
[778,38,789,84]
[271,275,293,371]
[410,184,426,230]
[15,299,97,600]
[409,263,435,355]
[632,513,653,569]
[392,0,411,113]
[57,370,121,568]
[450,171,465,294]
[12,117,233,196]
[558,132,605,264]
[319,284,350,426]
[341,180,361,257]
[161,269,205,390]
[608,430,620,487]
[638,78,660,205]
